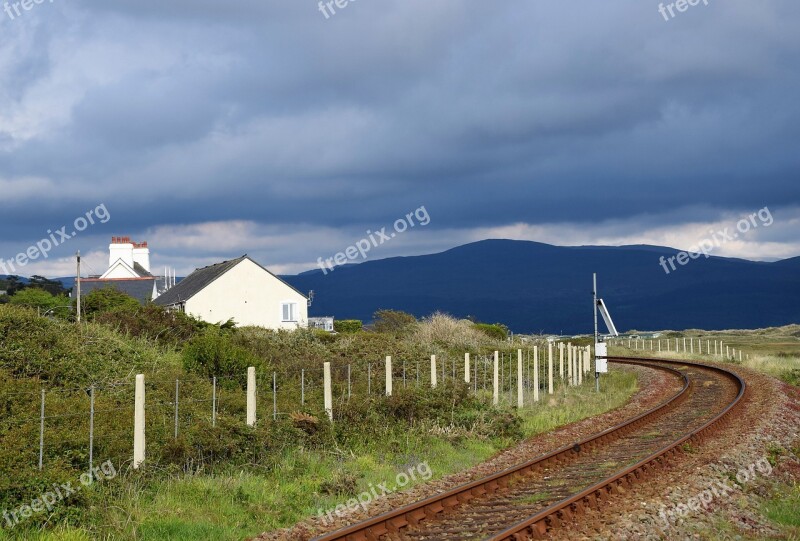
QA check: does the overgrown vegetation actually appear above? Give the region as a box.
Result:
[0,303,640,540]
[333,319,362,333]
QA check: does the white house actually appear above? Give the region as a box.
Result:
[154,255,308,330]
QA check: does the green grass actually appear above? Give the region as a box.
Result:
[612,326,800,387]
[0,369,640,541]
[763,484,800,529]
[0,306,643,541]
[520,369,638,436]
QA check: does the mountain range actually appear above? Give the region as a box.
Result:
[281,239,800,334]
[9,239,798,334]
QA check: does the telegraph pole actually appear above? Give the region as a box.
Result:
[593,273,599,392]
[76,251,81,323]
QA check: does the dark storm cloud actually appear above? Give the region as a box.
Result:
[0,0,799,266]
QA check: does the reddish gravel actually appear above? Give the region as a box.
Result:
[547,362,800,541]
[253,364,683,541]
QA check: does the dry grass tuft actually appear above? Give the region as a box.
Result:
[412,312,496,350]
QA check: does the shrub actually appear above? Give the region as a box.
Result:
[473,322,509,340]
[94,304,206,347]
[82,288,141,319]
[373,309,417,335]
[182,327,262,383]
[0,305,164,385]
[413,312,488,349]
[8,288,71,318]
[334,319,362,333]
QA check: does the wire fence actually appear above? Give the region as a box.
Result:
[612,337,748,360]
[0,343,596,475]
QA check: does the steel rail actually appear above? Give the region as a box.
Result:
[488,356,746,540]
[313,358,697,541]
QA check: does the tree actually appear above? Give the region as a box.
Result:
[81,288,141,319]
[8,288,71,317]
[373,309,417,334]
[28,276,68,296]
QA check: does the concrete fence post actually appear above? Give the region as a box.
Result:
[38,389,45,471]
[492,351,499,406]
[431,355,437,388]
[464,353,470,384]
[246,367,257,427]
[323,362,332,420]
[577,348,582,385]
[385,356,392,396]
[559,342,564,378]
[517,349,524,408]
[533,346,539,402]
[548,342,554,395]
[567,344,573,385]
[133,374,145,469]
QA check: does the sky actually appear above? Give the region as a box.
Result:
[1,0,799,278]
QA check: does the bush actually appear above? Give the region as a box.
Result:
[0,305,164,385]
[94,304,206,347]
[473,322,509,340]
[334,319,362,333]
[182,327,262,383]
[414,312,488,349]
[373,310,417,335]
[8,288,71,318]
[82,288,141,319]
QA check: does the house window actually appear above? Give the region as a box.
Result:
[282,302,298,322]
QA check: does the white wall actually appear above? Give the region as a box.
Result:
[185,258,308,330]
[109,243,134,269]
[132,247,151,273]
[102,260,140,279]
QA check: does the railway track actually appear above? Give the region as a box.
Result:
[312,357,746,541]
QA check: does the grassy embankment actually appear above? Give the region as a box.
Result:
[0,306,638,541]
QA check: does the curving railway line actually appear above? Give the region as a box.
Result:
[312,356,747,541]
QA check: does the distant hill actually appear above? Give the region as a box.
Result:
[282,239,800,334]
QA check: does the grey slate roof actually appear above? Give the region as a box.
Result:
[133,262,153,277]
[154,255,307,307]
[79,278,155,304]
[154,256,245,306]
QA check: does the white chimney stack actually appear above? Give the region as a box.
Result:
[132,242,150,273]
[109,236,134,269]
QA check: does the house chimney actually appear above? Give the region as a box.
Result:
[132,241,151,273]
[109,237,134,269]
